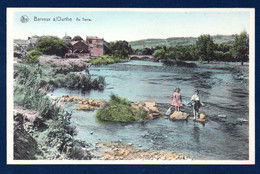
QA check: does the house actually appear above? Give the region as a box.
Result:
[71,40,89,53]
[86,36,104,57]
[65,40,90,58]
[66,36,104,59]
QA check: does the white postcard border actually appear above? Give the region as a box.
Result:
[6,8,255,165]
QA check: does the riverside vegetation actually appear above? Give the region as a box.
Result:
[13,61,105,160]
[89,55,127,65]
[131,32,249,65]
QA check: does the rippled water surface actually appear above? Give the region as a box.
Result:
[53,60,249,160]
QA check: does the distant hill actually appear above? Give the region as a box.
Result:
[129,35,237,50]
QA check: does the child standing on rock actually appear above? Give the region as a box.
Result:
[191,89,204,120]
[171,88,182,112]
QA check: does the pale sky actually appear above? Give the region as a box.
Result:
[12,9,251,42]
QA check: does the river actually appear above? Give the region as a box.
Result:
[52,60,249,160]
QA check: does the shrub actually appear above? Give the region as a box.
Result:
[25,49,43,63]
[96,95,147,123]
[89,55,125,65]
[90,76,105,90]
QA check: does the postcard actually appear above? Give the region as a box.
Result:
[7,8,255,164]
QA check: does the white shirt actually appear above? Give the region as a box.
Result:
[191,94,200,101]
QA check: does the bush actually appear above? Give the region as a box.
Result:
[91,76,105,89]
[96,95,147,123]
[89,55,125,65]
[25,49,43,63]
[14,83,60,120]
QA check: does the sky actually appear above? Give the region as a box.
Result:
[11,9,251,42]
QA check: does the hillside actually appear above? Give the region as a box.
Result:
[129,35,236,50]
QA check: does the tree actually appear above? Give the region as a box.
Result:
[154,48,166,59]
[36,36,68,57]
[109,41,132,59]
[141,48,154,55]
[196,34,214,63]
[72,35,83,41]
[165,50,176,59]
[234,31,249,65]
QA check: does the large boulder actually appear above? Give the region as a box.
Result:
[170,111,189,120]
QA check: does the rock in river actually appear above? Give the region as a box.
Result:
[131,101,162,120]
[59,96,106,111]
[194,113,208,123]
[170,111,189,120]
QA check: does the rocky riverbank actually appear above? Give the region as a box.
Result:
[90,142,188,160]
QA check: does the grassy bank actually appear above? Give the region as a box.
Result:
[96,95,147,123]
[89,55,127,65]
[13,61,105,159]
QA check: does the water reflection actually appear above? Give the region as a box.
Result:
[192,125,200,144]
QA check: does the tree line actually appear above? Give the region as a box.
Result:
[133,31,249,65]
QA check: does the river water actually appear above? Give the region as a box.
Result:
[52,60,249,160]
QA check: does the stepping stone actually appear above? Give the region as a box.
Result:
[170,111,189,120]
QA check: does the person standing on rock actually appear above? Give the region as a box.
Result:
[191,89,204,120]
[171,88,182,112]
